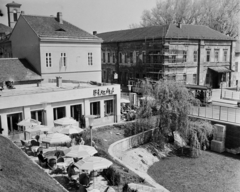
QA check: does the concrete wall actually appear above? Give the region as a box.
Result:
[40,42,102,82]
[108,128,169,191]
[10,15,41,74]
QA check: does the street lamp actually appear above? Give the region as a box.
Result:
[85,115,97,146]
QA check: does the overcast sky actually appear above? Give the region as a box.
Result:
[0,0,157,34]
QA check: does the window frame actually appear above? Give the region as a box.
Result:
[90,101,100,118]
[107,52,110,63]
[119,53,122,63]
[223,50,228,62]
[183,51,187,62]
[193,74,197,84]
[104,100,114,116]
[206,50,211,62]
[194,51,198,62]
[88,52,93,65]
[46,53,52,67]
[103,52,105,63]
[214,49,219,62]
[61,53,67,67]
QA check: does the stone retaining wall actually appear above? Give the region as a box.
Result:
[108,128,169,192]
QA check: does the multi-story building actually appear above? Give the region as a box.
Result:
[0,2,121,140]
[97,24,236,89]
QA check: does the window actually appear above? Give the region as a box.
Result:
[136,51,139,63]
[130,52,133,63]
[104,100,114,116]
[103,52,105,63]
[108,52,110,63]
[103,70,106,79]
[70,104,82,122]
[7,113,23,134]
[183,51,187,62]
[214,50,219,62]
[13,9,18,21]
[53,107,66,120]
[119,53,122,63]
[194,51,198,62]
[206,50,210,62]
[46,53,51,67]
[31,110,44,125]
[236,62,238,72]
[193,74,197,84]
[61,53,67,67]
[88,53,93,65]
[90,102,100,117]
[113,53,115,63]
[124,53,127,63]
[223,50,228,62]
[142,51,146,63]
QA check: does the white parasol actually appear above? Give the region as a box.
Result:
[41,133,71,145]
[70,145,98,156]
[54,117,78,126]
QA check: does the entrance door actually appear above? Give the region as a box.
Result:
[211,71,219,88]
[7,113,23,135]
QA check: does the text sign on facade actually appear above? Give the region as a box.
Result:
[93,87,114,96]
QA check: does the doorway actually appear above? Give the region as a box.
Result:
[53,107,66,120]
[7,113,23,135]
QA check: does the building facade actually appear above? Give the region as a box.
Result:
[0,80,121,139]
[97,24,236,89]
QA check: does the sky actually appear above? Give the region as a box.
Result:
[0,0,157,34]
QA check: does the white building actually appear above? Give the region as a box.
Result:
[0,75,121,139]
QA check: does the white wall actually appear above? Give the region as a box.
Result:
[40,42,102,82]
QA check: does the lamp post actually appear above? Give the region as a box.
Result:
[85,115,97,146]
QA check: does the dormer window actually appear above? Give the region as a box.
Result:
[56,28,66,32]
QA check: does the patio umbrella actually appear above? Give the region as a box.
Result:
[58,125,84,135]
[64,150,91,159]
[41,133,71,145]
[74,156,112,171]
[54,117,78,126]
[70,145,98,156]
[120,98,130,103]
[17,118,41,127]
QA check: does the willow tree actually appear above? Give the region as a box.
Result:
[140,79,199,142]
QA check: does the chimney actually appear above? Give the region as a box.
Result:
[177,22,182,28]
[93,31,97,35]
[56,76,62,87]
[21,11,24,15]
[57,12,63,24]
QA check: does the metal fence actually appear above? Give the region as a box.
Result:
[190,105,240,124]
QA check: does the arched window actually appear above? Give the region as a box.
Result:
[13,9,18,21]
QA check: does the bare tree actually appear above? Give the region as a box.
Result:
[130,0,240,38]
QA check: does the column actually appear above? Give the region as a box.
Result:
[84,99,90,127]
[1,114,8,136]
[44,104,54,127]
[65,105,71,117]
[100,100,105,118]
[23,106,31,119]
[115,86,121,123]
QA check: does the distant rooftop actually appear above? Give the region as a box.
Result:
[21,14,102,42]
[0,58,42,82]
[0,81,112,97]
[0,23,12,35]
[97,24,235,43]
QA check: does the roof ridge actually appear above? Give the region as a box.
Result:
[164,24,171,39]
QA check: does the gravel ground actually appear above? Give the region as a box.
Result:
[148,151,240,192]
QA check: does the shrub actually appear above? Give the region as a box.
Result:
[101,166,121,186]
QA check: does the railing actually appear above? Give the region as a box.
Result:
[223,90,240,101]
[190,105,240,124]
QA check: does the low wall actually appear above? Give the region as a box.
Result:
[108,128,169,192]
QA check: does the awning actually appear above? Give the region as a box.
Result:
[209,67,233,73]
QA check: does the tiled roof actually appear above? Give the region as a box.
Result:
[22,15,101,41]
[97,24,235,43]
[0,58,42,82]
[0,24,12,35]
